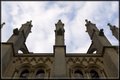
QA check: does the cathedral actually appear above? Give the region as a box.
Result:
[1,19,119,79]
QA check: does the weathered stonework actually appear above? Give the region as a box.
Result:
[1,20,119,79]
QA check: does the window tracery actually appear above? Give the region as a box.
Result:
[35,69,45,79]
[74,69,84,79]
[90,69,99,79]
[20,69,29,79]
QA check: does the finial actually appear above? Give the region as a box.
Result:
[24,20,33,27]
[107,23,111,27]
[1,22,5,29]
[13,28,19,35]
[107,23,116,30]
[58,19,62,24]
[55,19,64,27]
[2,22,5,25]
[85,19,88,23]
[26,20,32,23]
[99,29,104,36]
[58,19,61,22]
[85,19,91,23]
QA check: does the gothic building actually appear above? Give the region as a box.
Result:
[1,20,119,79]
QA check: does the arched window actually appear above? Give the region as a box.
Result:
[20,69,29,79]
[90,69,99,79]
[36,69,45,79]
[74,69,84,79]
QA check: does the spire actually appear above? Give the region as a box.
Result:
[108,23,116,30]
[53,20,66,78]
[85,19,111,54]
[108,23,119,40]
[55,20,64,31]
[55,20,65,45]
[85,19,99,39]
[57,20,63,24]
[7,20,33,54]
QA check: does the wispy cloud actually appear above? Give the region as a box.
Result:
[1,1,119,53]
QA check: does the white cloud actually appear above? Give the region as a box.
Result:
[1,1,119,53]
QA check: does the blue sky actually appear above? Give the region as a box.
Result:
[1,1,119,53]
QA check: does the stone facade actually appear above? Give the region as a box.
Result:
[1,20,119,79]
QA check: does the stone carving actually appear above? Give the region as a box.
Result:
[99,29,104,36]
[57,28,63,35]
[13,28,19,35]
